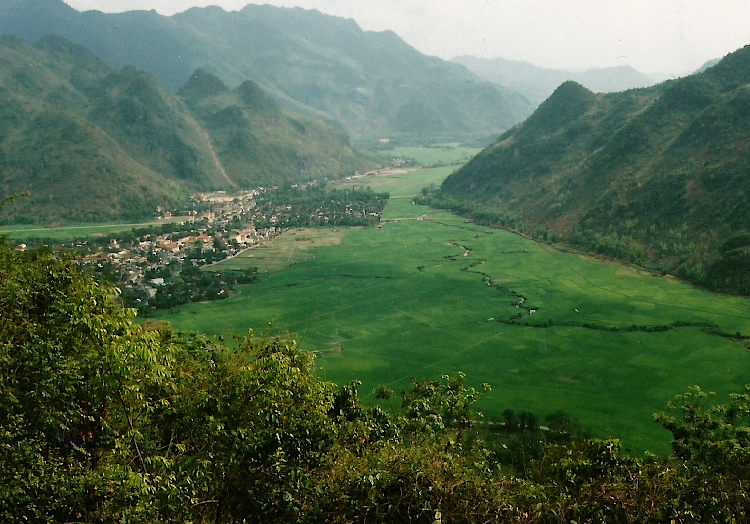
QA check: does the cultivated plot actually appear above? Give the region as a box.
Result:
[213,227,350,273]
[0,218,185,241]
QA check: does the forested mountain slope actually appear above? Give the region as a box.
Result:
[178,69,363,186]
[0,36,366,223]
[0,0,533,143]
[440,44,750,294]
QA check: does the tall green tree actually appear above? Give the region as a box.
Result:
[0,245,175,521]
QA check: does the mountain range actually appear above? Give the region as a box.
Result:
[0,34,366,223]
[453,55,661,107]
[440,44,750,295]
[0,0,534,144]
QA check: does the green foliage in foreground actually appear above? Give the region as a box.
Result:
[1,245,748,522]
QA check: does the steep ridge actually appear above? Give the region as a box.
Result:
[439,44,750,295]
[178,69,365,188]
[0,36,368,224]
[0,0,534,143]
[0,34,205,222]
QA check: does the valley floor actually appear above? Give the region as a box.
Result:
[153,147,750,455]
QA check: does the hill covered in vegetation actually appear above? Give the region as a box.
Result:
[1,241,748,522]
[0,35,367,224]
[0,0,533,144]
[179,69,364,186]
[439,44,750,295]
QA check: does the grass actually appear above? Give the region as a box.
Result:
[151,148,750,455]
[0,218,183,241]
[387,144,482,166]
[340,166,455,207]
[212,227,350,273]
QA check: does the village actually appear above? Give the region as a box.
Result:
[69,183,389,314]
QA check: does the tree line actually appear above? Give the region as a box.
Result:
[251,185,389,228]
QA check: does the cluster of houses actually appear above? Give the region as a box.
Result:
[82,189,284,302]
[16,180,384,312]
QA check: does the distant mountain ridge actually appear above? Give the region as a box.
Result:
[0,35,366,224]
[452,55,663,106]
[453,55,660,107]
[440,45,750,295]
[0,0,534,143]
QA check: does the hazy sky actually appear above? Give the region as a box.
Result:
[63,0,750,75]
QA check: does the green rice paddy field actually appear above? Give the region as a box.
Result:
[0,219,180,241]
[156,148,750,454]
